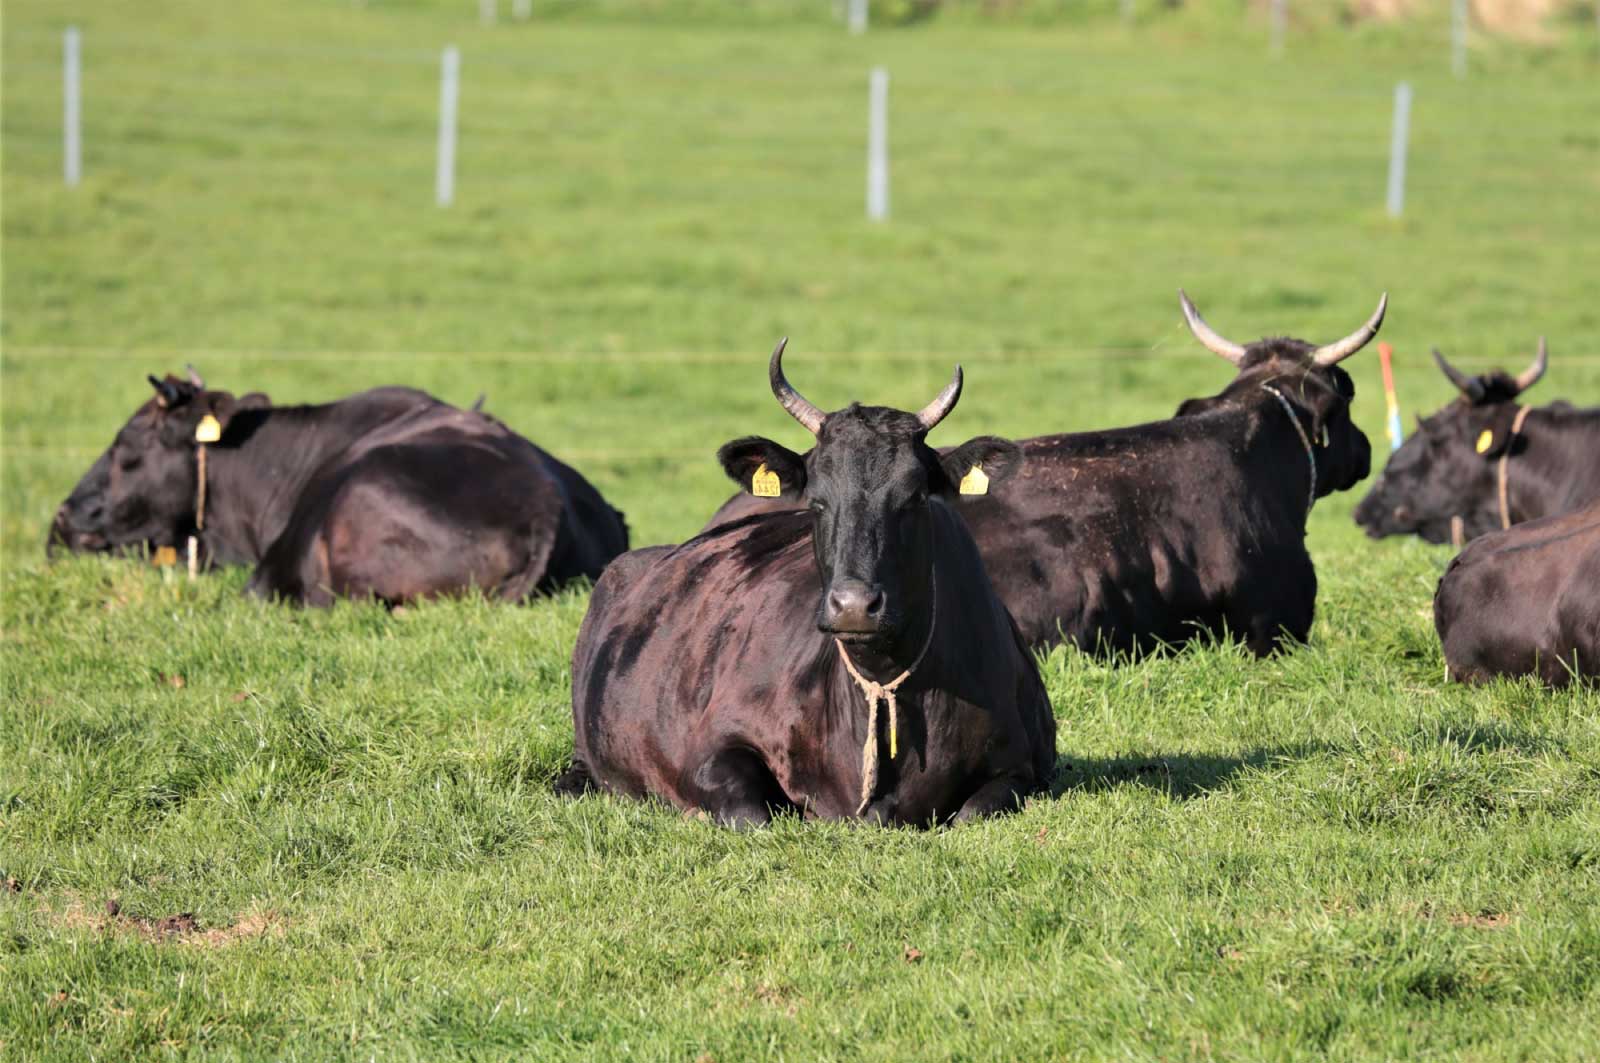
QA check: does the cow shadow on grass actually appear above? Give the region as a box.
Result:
[1050,744,1329,801]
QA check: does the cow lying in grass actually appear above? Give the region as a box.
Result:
[49,369,629,605]
[1355,339,1600,544]
[1434,495,1600,688]
[705,292,1382,657]
[558,341,1055,827]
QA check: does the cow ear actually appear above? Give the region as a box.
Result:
[1175,396,1218,418]
[160,390,240,447]
[1473,405,1521,460]
[939,436,1023,496]
[718,437,807,498]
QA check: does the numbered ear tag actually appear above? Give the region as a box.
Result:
[958,465,989,496]
[152,546,178,567]
[195,414,222,443]
[1475,430,1493,454]
[751,463,781,498]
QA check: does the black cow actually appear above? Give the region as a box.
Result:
[1354,340,1600,544]
[49,370,629,605]
[558,341,1055,827]
[1434,496,1600,687]
[705,293,1382,657]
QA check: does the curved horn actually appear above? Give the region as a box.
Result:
[1178,290,1247,366]
[1312,293,1388,366]
[1431,346,1474,394]
[915,365,964,432]
[184,363,206,389]
[1513,336,1547,394]
[147,374,180,408]
[768,337,825,436]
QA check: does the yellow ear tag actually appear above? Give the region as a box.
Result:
[195,414,222,444]
[958,465,989,496]
[1475,430,1493,454]
[751,463,781,498]
[152,546,178,567]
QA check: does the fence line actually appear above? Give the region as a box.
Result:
[12,37,1591,107]
[8,344,1596,366]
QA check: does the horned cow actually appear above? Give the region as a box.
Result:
[705,292,1383,658]
[50,370,629,605]
[1355,340,1600,544]
[558,342,1055,827]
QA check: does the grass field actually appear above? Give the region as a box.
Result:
[4,2,1600,1059]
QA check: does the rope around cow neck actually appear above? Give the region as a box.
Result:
[195,444,209,532]
[836,567,939,816]
[1497,405,1533,531]
[1260,384,1317,518]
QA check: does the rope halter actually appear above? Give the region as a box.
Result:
[1260,383,1317,518]
[835,567,938,816]
[1497,405,1533,531]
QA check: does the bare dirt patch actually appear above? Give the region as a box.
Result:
[1447,911,1516,930]
[49,898,285,946]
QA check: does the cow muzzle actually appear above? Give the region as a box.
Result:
[46,506,108,556]
[821,579,889,641]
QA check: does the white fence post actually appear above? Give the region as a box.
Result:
[479,0,496,25]
[1270,0,1287,56]
[437,46,460,207]
[1386,81,1411,219]
[512,0,532,19]
[867,67,889,222]
[1451,0,1468,78]
[1121,0,1134,26]
[849,0,868,35]
[63,27,81,186]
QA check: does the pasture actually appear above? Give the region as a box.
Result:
[3,1,1600,1058]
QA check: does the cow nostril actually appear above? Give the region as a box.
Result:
[827,581,885,627]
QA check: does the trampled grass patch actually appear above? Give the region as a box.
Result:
[4,1,1600,1059]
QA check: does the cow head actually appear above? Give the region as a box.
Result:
[1353,339,1547,543]
[719,340,1021,647]
[48,368,259,556]
[1173,291,1380,502]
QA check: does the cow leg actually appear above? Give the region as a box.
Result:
[686,747,794,829]
[1229,555,1315,657]
[952,774,1031,823]
[553,758,596,797]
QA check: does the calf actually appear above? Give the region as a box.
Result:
[1434,496,1600,687]
[1354,340,1600,544]
[49,370,628,605]
[558,341,1055,826]
[706,292,1381,657]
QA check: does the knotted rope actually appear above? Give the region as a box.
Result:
[195,444,209,531]
[836,569,938,816]
[1261,384,1317,517]
[1497,405,1533,531]
[187,444,210,581]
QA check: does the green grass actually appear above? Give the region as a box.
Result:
[3,2,1600,1059]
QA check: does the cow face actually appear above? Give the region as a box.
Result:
[719,340,1021,646]
[48,371,251,556]
[1173,292,1382,502]
[1354,342,1547,542]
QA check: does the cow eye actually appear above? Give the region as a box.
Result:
[118,453,143,472]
